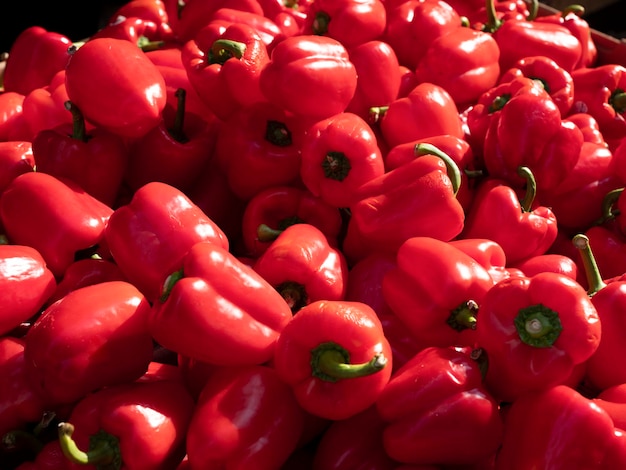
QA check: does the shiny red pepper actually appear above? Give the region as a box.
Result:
[2,26,72,96]
[495,385,626,469]
[107,0,171,27]
[65,37,167,139]
[252,223,349,313]
[382,237,494,349]
[208,7,287,52]
[185,364,306,470]
[259,35,358,120]
[0,172,113,278]
[273,299,392,421]
[149,241,293,366]
[57,379,195,469]
[475,272,601,403]
[23,281,154,408]
[90,15,173,50]
[300,111,385,208]
[510,253,578,282]
[303,0,386,49]
[0,244,56,336]
[32,101,129,207]
[583,225,626,283]
[565,112,607,147]
[181,22,270,121]
[376,346,503,467]
[104,181,229,302]
[450,237,518,284]
[0,141,34,195]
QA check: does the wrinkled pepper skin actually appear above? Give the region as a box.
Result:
[149,241,293,366]
[495,385,626,469]
[186,365,306,470]
[376,346,503,466]
[65,37,167,139]
[104,181,229,302]
[0,172,113,278]
[259,35,358,120]
[475,272,601,403]
[382,237,494,349]
[273,300,393,421]
[23,281,154,408]
[58,380,196,470]
[0,244,56,336]
[252,223,349,313]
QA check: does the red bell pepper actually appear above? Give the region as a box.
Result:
[571,64,626,151]
[104,181,228,302]
[0,92,26,141]
[64,37,167,139]
[482,79,584,191]
[461,167,558,264]
[124,88,216,194]
[565,112,607,147]
[0,338,47,440]
[181,22,270,121]
[0,172,113,278]
[374,82,464,149]
[11,439,67,470]
[107,0,171,27]
[303,0,386,49]
[376,346,503,466]
[0,141,34,195]
[32,101,129,207]
[213,101,309,201]
[414,25,501,110]
[344,143,465,262]
[240,185,343,258]
[252,223,349,313]
[474,272,601,403]
[185,364,306,470]
[594,383,626,430]
[495,385,626,469]
[582,225,626,283]
[498,55,574,117]
[345,40,402,122]
[299,111,385,208]
[273,299,392,421]
[2,26,72,96]
[510,253,579,282]
[463,0,533,28]
[23,280,154,408]
[0,244,56,336]
[383,0,464,70]
[450,237,519,284]
[259,35,358,120]
[149,241,293,366]
[90,15,173,50]
[57,379,195,469]
[382,237,494,349]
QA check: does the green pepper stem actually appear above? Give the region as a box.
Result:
[169,88,188,143]
[562,4,585,18]
[594,188,624,225]
[483,0,502,33]
[65,101,88,143]
[610,89,626,114]
[525,0,539,20]
[209,39,246,65]
[160,268,184,303]
[514,304,563,347]
[447,300,479,331]
[58,423,121,468]
[276,280,308,313]
[265,120,292,147]
[311,342,387,382]
[138,37,165,52]
[312,11,331,35]
[414,142,462,196]
[257,223,284,242]
[322,151,351,181]
[573,234,607,296]
[368,106,388,124]
[517,166,537,212]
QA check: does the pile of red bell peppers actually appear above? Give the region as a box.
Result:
[3,0,626,468]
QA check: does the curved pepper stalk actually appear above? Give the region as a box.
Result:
[58,423,121,469]
[311,341,388,383]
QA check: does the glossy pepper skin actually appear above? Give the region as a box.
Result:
[65,37,167,139]
[0,244,56,336]
[475,272,601,403]
[495,385,626,469]
[303,0,386,49]
[273,300,392,421]
[382,237,494,349]
[376,346,503,467]
[2,26,72,96]
[23,281,154,408]
[240,185,343,258]
[0,141,34,196]
[0,172,113,278]
[149,241,293,366]
[213,101,309,201]
[207,7,287,52]
[253,223,349,313]
[32,101,129,207]
[299,112,385,208]
[185,365,306,470]
[57,379,195,470]
[259,35,358,120]
[181,22,270,121]
[461,167,558,264]
[104,181,229,303]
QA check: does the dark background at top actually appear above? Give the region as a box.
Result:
[0,1,624,54]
